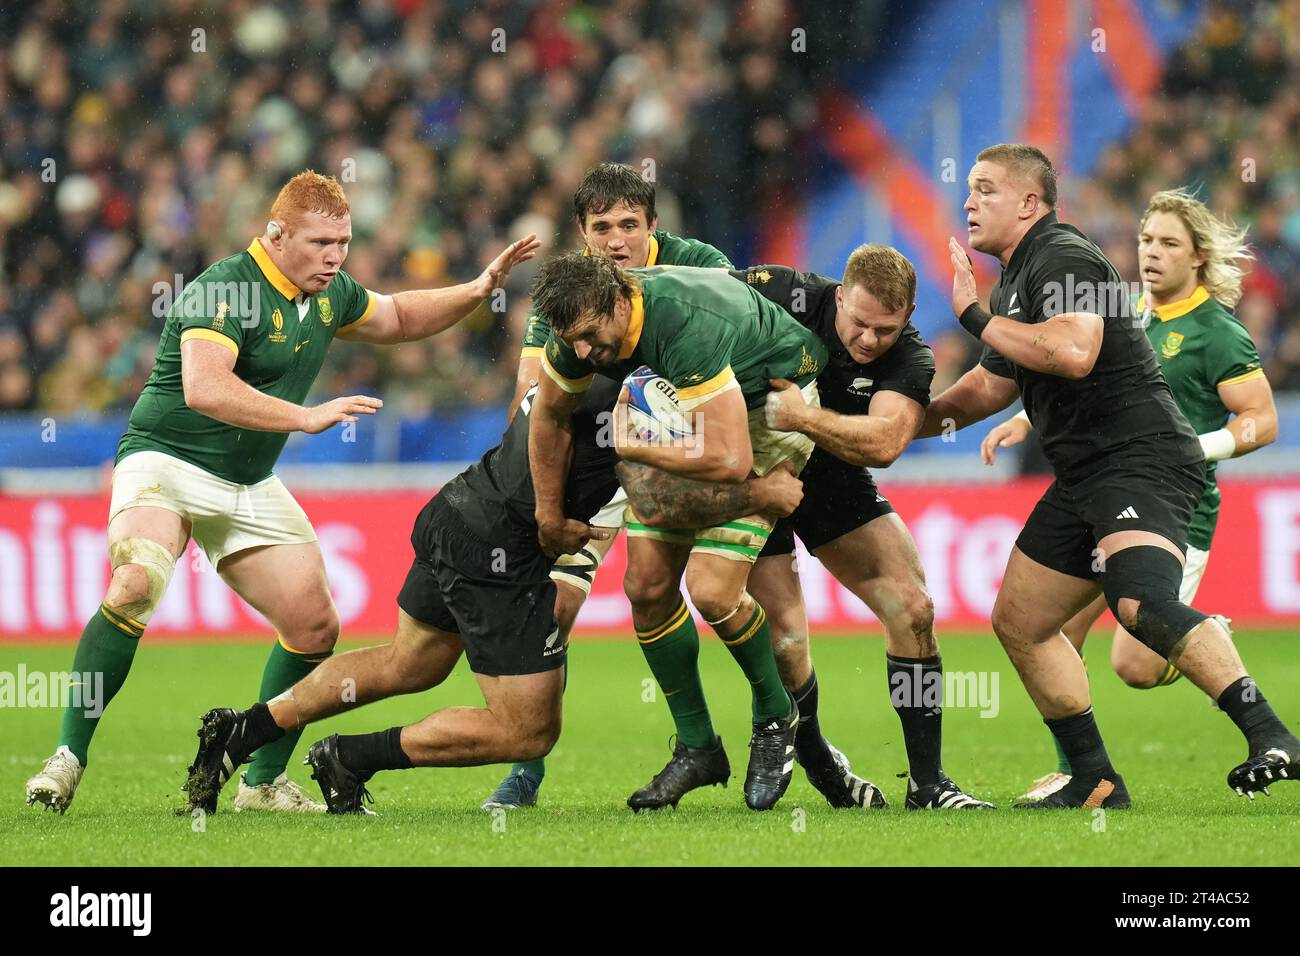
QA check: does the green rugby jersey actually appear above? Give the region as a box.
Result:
[521,230,732,354]
[541,265,826,411]
[117,239,376,484]
[1140,285,1265,550]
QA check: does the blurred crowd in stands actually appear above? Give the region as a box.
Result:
[0,0,1297,421]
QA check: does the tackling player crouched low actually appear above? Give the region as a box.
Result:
[179,375,806,815]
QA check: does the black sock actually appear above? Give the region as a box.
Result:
[336,727,412,777]
[887,654,944,787]
[792,670,832,764]
[1045,708,1116,779]
[241,701,285,753]
[1217,677,1292,753]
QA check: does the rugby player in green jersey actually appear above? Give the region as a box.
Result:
[512,163,734,416]
[529,253,828,810]
[486,163,733,809]
[25,171,539,814]
[980,189,1279,802]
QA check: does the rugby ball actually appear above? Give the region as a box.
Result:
[623,366,693,442]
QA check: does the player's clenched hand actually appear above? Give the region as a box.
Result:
[301,395,383,434]
[980,415,1031,465]
[949,237,979,317]
[473,234,542,298]
[537,517,611,559]
[610,385,651,458]
[754,466,803,518]
[765,378,808,432]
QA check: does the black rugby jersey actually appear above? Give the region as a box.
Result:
[441,376,622,545]
[732,265,935,471]
[977,213,1200,479]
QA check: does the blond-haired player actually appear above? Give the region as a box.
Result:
[25,170,538,814]
[980,188,1278,801]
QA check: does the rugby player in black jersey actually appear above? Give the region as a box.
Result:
[920,143,1299,807]
[182,378,804,813]
[725,247,992,809]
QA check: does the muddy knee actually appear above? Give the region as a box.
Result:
[105,538,176,626]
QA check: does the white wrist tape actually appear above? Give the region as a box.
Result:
[1198,428,1236,462]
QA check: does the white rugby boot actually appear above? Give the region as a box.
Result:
[26,746,85,814]
[233,772,327,813]
[1019,771,1072,802]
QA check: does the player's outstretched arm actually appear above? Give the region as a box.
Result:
[181,339,381,433]
[342,234,541,345]
[764,378,923,468]
[614,384,753,482]
[918,364,1019,438]
[617,461,802,528]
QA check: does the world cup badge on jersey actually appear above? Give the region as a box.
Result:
[1161,331,1184,359]
[318,296,333,325]
[270,307,287,343]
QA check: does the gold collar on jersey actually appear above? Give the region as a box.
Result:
[247,238,303,300]
[617,292,645,360]
[1136,285,1210,323]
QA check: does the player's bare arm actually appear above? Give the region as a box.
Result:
[509,354,541,424]
[616,460,802,528]
[340,234,540,345]
[1218,375,1278,455]
[949,237,1102,379]
[181,338,382,434]
[765,377,924,468]
[920,363,1019,438]
[528,371,608,557]
[613,383,753,482]
[980,311,1103,380]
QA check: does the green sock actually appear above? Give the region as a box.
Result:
[57,605,144,766]
[636,600,717,750]
[244,640,331,786]
[1053,734,1072,774]
[509,662,566,779]
[717,602,791,722]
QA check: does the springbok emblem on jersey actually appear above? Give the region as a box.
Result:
[1160,331,1184,359]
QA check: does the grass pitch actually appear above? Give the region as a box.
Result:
[3,631,1299,866]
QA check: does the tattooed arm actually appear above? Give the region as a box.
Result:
[616,461,803,528]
